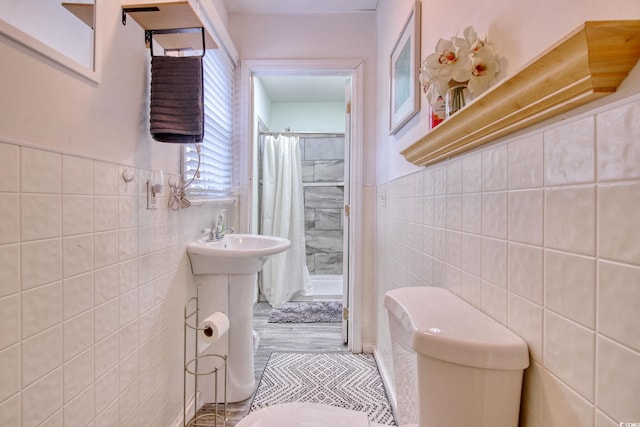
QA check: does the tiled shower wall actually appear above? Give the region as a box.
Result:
[375,98,640,426]
[0,141,231,426]
[301,136,345,275]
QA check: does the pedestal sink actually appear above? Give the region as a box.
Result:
[188,234,291,275]
[187,234,290,403]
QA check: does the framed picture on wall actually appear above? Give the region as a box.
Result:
[389,1,421,135]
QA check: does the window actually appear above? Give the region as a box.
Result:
[182,47,234,198]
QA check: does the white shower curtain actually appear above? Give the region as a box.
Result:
[260,134,312,308]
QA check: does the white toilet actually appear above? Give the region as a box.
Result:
[237,287,529,427]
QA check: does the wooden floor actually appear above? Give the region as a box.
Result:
[194,302,347,426]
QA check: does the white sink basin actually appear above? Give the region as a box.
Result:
[187,234,291,275]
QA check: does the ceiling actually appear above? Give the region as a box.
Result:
[223,0,379,14]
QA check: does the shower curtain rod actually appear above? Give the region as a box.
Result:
[259,131,345,137]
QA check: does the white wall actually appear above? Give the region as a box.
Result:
[0,1,235,426]
[228,12,378,186]
[376,0,640,185]
[270,102,345,133]
[251,77,271,233]
[0,0,179,172]
[374,1,640,426]
[254,77,272,128]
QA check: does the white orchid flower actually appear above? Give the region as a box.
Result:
[467,45,500,96]
[419,60,446,105]
[420,37,472,104]
[463,26,478,47]
[419,26,499,105]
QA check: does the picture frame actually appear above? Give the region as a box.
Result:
[389,1,421,135]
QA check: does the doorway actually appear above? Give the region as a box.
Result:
[238,60,364,352]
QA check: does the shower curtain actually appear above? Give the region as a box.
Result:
[260,134,312,308]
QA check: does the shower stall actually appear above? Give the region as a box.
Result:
[258,132,345,303]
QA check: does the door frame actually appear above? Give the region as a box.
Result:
[237,59,365,353]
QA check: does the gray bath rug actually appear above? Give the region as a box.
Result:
[250,352,396,425]
[267,301,342,323]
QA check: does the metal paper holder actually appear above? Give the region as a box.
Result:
[184,296,227,427]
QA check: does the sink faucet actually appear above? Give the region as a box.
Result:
[208,212,236,241]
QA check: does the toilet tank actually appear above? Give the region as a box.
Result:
[387,307,419,425]
[384,287,529,427]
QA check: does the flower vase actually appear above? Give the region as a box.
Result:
[429,96,446,130]
[445,84,471,118]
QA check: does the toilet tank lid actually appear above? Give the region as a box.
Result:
[384,287,529,370]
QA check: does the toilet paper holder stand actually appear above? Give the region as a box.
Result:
[184,296,228,427]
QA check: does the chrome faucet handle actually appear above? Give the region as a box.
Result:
[226,227,236,235]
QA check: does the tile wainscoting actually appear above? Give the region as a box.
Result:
[375,98,640,426]
[0,140,233,426]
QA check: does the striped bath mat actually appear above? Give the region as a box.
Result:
[267,301,343,323]
[250,352,396,425]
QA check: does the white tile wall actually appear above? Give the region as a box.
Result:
[482,192,508,239]
[64,384,94,427]
[22,326,62,387]
[597,262,640,353]
[0,141,232,426]
[0,194,20,245]
[508,189,543,245]
[544,311,595,401]
[63,348,93,403]
[597,337,640,422]
[21,239,62,290]
[0,245,20,298]
[508,133,543,190]
[63,272,94,320]
[545,186,596,256]
[21,148,61,194]
[0,295,20,349]
[63,196,94,236]
[543,116,595,186]
[482,145,508,191]
[0,345,20,402]
[21,194,61,241]
[544,251,595,328]
[598,181,640,265]
[376,98,640,427]
[22,369,62,427]
[596,101,640,181]
[0,143,20,192]
[508,242,543,305]
[63,311,93,362]
[21,283,62,338]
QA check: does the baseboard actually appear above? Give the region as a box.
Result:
[372,347,398,417]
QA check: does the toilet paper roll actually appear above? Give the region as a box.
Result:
[199,312,229,344]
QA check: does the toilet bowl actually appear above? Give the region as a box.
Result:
[237,287,529,427]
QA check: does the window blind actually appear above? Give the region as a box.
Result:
[182,47,234,198]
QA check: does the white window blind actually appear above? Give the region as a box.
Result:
[182,47,234,198]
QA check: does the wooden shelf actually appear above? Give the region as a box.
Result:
[62,3,94,29]
[401,20,640,167]
[122,1,217,51]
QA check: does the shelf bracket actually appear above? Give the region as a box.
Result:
[121,6,160,26]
